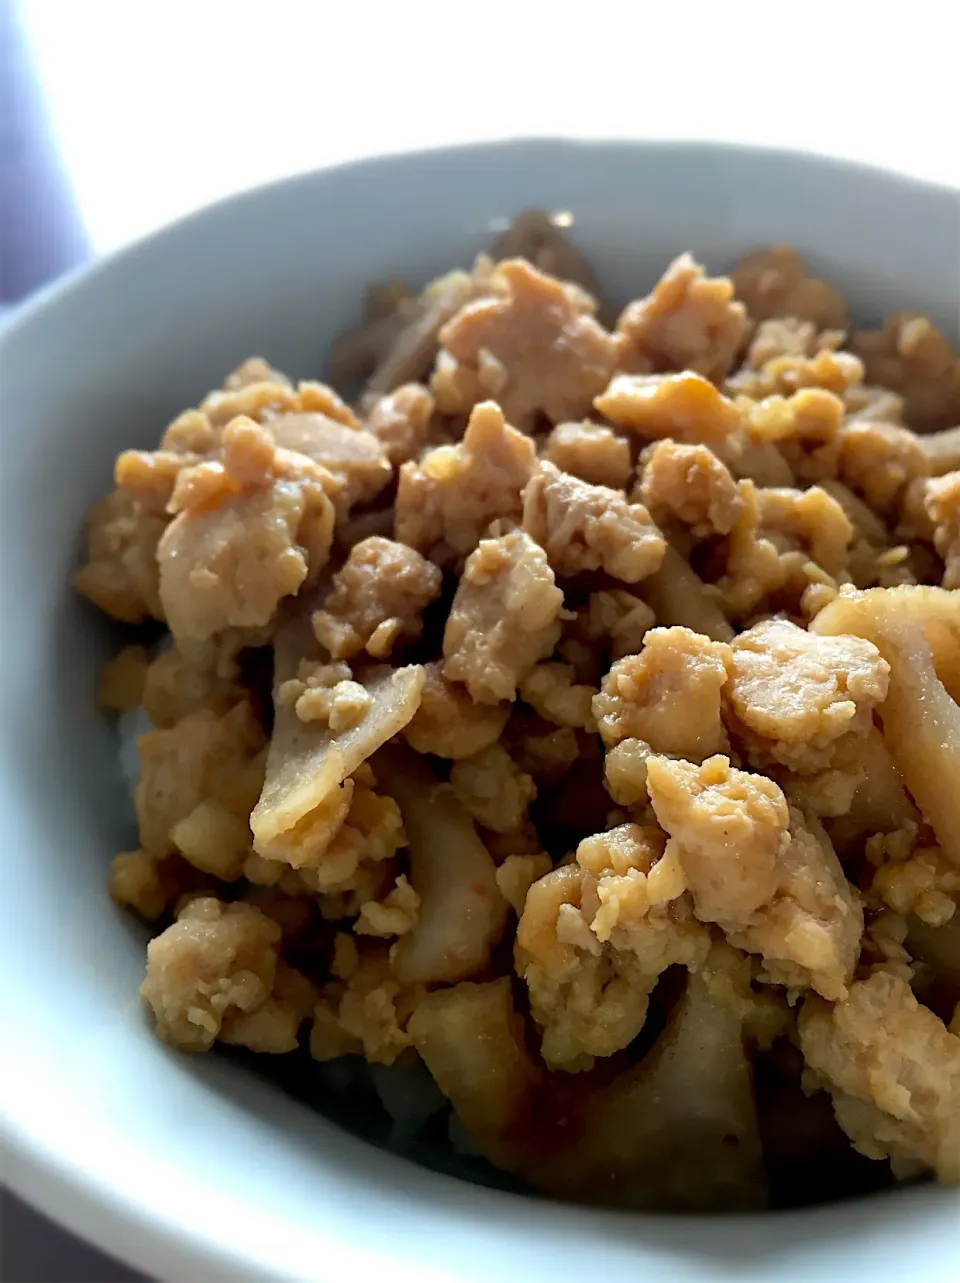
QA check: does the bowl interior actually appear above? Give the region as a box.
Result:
[2,140,958,1283]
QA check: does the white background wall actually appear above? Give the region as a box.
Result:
[19,0,960,254]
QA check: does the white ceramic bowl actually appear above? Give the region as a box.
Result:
[2,140,958,1283]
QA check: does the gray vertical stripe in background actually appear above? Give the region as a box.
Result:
[0,1,139,1277]
[1,0,89,310]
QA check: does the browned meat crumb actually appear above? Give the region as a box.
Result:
[925,470,960,588]
[74,489,167,623]
[615,253,748,382]
[495,853,554,914]
[395,399,536,562]
[638,439,743,537]
[647,757,862,1000]
[726,618,890,774]
[738,387,845,482]
[728,320,862,402]
[799,972,960,1181]
[107,850,200,921]
[364,383,437,466]
[354,874,420,939]
[509,720,581,785]
[200,377,352,433]
[519,860,659,1071]
[838,419,931,517]
[543,421,632,489]
[851,313,960,433]
[218,962,318,1055]
[583,589,656,659]
[311,938,422,1064]
[135,700,265,862]
[593,627,732,761]
[293,767,406,900]
[780,759,865,821]
[154,410,215,457]
[114,447,198,515]
[223,357,292,391]
[109,850,169,919]
[730,246,849,331]
[431,258,619,426]
[522,461,665,582]
[726,809,863,1001]
[866,833,960,928]
[739,346,863,404]
[755,483,853,579]
[97,645,150,711]
[283,661,372,732]
[716,480,852,622]
[645,754,786,925]
[442,529,564,704]
[312,536,442,660]
[516,831,709,1069]
[396,662,507,760]
[141,638,248,728]
[595,370,742,451]
[157,419,336,643]
[141,897,311,1052]
[450,743,537,834]
[743,318,842,367]
[519,662,597,731]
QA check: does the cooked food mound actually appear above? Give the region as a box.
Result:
[80,216,960,1212]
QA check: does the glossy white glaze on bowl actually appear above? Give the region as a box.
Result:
[1,140,958,1283]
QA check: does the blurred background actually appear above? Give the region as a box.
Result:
[5,0,960,316]
[2,0,957,1277]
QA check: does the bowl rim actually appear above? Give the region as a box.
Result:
[3,134,959,1283]
[3,133,957,352]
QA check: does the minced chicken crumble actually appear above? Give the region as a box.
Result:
[79,216,960,1212]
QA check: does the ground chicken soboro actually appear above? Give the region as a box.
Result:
[431,257,619,427]
[615,252,748,383]
[442,529,564,704]
[395,399,535,563]
[364,382,436,466]
[157,418,337,643]
[593,626,732,762]
[80,224,960,1214]
[925,470,960,588]
[312,536,442,659]
[726,619,891,774]
[542,420,633,490]
[638,439,744,537]
[522,461,666,582]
